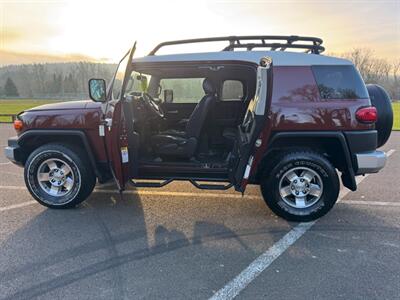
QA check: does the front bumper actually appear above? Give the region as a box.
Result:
[355,150,387,174]
[4,136,24,166]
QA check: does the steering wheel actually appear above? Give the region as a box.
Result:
[142,92,165,119]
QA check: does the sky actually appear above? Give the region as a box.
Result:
[0,0,399,65]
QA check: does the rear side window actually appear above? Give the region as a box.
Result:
[160,78,204,103]
[312,65,369,99]
[221,80,244,101]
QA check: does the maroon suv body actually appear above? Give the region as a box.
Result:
[4,36,393,221]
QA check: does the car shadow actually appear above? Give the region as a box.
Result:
[0,187,290,300]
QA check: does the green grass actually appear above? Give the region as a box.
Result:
[393,102,400,130]
[0,99,62,122]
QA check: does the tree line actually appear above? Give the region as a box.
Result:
[0,62,116,99]
[0,48,399,100]
[337,48,399,99]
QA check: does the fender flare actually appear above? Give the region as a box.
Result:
[17,129,101,179]
[259,131,357,191]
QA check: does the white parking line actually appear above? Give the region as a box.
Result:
[0,170,22,176]
[210,148,396,300]
[343,200,400,207]
[0,185,260,200]
[212,222,315,300]
[0,201,36,212]
[0,162,11,165]
[0,186,25,190]
[0,186,260,213]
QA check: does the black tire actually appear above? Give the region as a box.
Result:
[260,151,339,222]
[366,84,393,147]
[24,143,96,209]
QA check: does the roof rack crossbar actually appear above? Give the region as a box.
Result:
[148,35,325,55]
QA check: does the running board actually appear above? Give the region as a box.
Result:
[130,179,232,190]
[130,179,174,188]
[189,180,233,190]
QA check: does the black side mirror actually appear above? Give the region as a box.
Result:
[164,89,173,103]
[89,78,106,102]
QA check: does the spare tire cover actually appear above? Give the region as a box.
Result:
[366,84,393,147]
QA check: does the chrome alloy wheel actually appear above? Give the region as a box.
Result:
[36,158,76,197]
[278,167,323,209]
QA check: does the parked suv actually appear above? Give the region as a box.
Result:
[4,36,393,221]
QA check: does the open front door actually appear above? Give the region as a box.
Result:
[101,44,136,191]
[232,57,273,192]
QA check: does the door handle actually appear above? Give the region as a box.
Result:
[167,110,179,114]
[103,118,112,127]
[100,118,112,126]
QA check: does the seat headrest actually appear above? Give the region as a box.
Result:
[202,78,216,95]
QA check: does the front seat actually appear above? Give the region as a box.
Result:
[151,78,217,158]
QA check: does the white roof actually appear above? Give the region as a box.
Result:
[132,51,352,67]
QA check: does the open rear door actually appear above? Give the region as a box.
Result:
[100,44,136,191]
[232,57,273,192]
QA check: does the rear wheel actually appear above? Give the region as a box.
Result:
[260,151,339,222]
[24,143,96,209]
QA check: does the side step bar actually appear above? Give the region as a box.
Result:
[130,179,174,188]
[189,180,233,190]
[130,179,233,190]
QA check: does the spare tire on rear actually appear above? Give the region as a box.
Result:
[366,84,393,147]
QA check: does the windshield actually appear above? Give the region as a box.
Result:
[124,71,152,97]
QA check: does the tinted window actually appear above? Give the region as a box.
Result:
[312,65,368,99]
[221,80,244,101]
[160,78,204,103]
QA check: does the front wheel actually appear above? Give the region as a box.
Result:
[24,143,96,209]
[260,151,339,222]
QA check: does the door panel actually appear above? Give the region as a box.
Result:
[101,44,136,190]
[103,101,130,190]
[232,58,273,192]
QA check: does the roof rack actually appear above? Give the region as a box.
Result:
[148,35,325,56]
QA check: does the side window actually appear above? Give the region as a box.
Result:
[160,78,205,103]
[312,65,369,99]
[221,80,244,101]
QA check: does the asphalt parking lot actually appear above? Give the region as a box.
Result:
[0,124,399,300]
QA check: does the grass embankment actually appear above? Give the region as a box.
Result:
[0,99,400,129]
[0,99,61,122]
[393,102,400,130]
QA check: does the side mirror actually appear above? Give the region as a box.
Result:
[89,78,106,102]
[164,89,174,103]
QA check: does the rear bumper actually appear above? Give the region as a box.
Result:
[344,130,386,175]
[355,150,386,174]
[4,136,24,166]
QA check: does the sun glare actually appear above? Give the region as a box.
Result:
[1,0,399,65]
[46,0,225,62]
